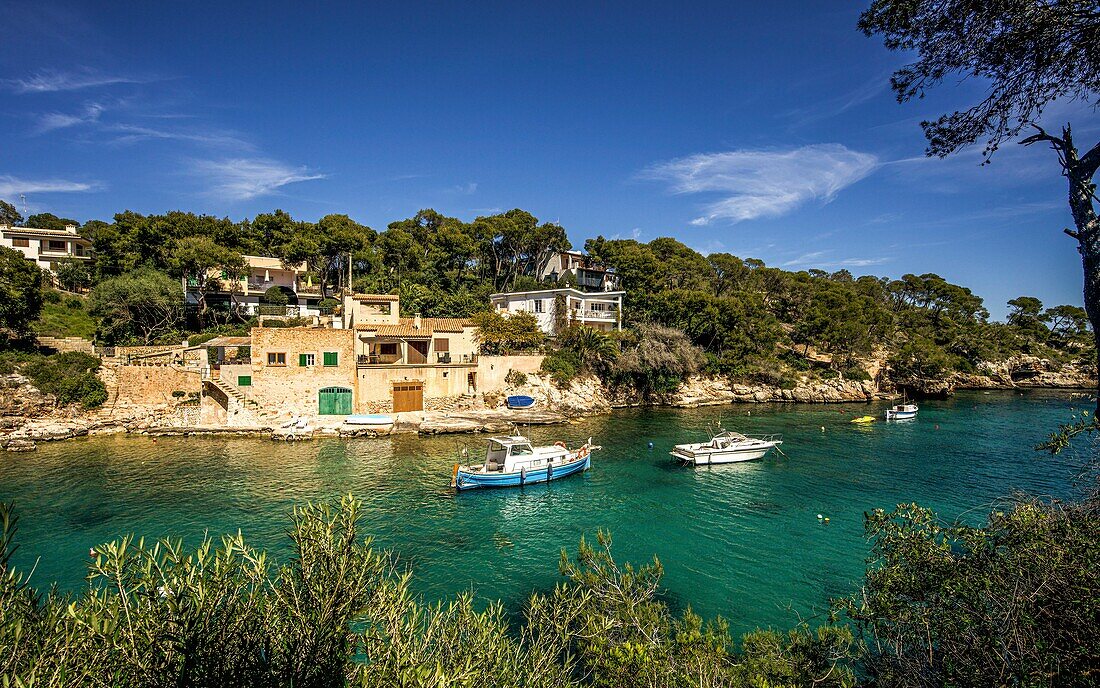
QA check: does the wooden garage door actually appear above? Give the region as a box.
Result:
[318,386,353,415]
[392,382,423,413]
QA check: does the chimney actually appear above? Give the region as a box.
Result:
[64,223,77,234]
[0,223,9,231]
[413,313,422,330]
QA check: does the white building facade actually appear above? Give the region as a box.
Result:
[0,223,92,273]
[184,255,325,318]
[489,288,624,334]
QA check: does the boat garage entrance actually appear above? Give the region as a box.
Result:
[318,386,353,415]
[392,382,423,412]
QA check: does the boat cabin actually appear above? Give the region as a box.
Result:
[481,435,566,473]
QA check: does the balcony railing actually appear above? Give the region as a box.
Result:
[573,308,617,320]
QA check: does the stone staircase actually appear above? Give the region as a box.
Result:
[208,377,259,409]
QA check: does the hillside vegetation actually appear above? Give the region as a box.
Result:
[1,205,1091,393]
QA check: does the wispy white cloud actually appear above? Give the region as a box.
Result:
[781,250,891,269]
[781,74,890,127]
[642,144,878,225]
[107,124,251,149]
[35,101,106,133]
[5,69,145,93]
[0,175,100,196]
[190,158,324,201]
[446,182,478,195]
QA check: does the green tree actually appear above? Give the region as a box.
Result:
[1045,304,1090,341]
[169,236,247,329]
[472,310,544,355]
[90,269,184,345]
[840,500,1099,686]
[1007,295,1048,341]
[54,257,93,293]
[25,212,79,231]
[0,246,44,339]
[561,325,618,376]
[860,0,1100,404]
[0,199,23,225]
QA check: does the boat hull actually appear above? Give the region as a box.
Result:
[670,446,775,465]
[884,411,917,420]
[454,455,590,490]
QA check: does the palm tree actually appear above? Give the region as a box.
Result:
[562,326,618,374]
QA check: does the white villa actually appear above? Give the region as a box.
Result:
[0,222,92,274]
[490,288,624,334]
[538,250,620,292]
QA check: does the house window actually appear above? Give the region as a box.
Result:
[379,343,398,356]
[12,238,29,247]
[267,352,286,366]
[237,375,252,387]
[591,302,604,311]
[299,353,315,367]
[434,338,449,352]
[323,351,339,366]
[534,299,544,313]
[48,240,67,252]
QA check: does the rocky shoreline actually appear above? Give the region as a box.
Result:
[3,355,1095,452]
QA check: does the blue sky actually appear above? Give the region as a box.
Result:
[1,1,1095,318]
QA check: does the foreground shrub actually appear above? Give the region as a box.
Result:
[839,500,1100,687]
[0,498,856,688]
[541,348,582,386]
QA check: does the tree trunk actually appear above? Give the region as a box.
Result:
[1061,129,1100,413]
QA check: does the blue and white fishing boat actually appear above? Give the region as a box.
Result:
[884,403,918,420]
[506,395,536,409]
[451,434,599,490]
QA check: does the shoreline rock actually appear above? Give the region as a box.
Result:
[2,359,1093,449]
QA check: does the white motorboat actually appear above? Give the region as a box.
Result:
[884,403,918,420]
[671,430,782,465]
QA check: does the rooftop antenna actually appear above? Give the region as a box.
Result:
[19,194,27,217]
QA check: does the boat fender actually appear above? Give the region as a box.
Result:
[547,463,553,480]
[520,466,526,484]
[577,446,589,460]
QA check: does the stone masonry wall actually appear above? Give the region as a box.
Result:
[248,327,357,417]
[114,365,202,407]
[476,355,545,392]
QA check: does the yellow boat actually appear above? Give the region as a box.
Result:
[850,415,877,424]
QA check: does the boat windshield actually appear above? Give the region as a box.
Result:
[510,444,533,456]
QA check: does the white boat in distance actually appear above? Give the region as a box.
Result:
[671,430,782,465]
[884,404,919,420]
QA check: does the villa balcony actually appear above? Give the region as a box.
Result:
[573,308,617,320]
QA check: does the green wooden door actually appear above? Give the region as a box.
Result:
[318,387,352,415]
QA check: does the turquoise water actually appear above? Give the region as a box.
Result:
[0,391,1088,636]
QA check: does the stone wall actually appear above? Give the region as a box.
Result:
[476,355,545,392]
[36,336,94,353]
[114,365,202,406]
[248,327,357,416]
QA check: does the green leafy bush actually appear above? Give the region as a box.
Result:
[262,285,291,306]
[0,498,856,688]
[504,369,527,386]
[541,348,582,386]
[841,365,871,381]
[21,351,107,408]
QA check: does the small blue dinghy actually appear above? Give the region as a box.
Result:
[506,395,536,409]
[451,435,600,491]
[344,414,394,426]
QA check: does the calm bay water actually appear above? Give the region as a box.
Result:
[0,390,1087,635]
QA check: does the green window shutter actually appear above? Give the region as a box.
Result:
[323,351,338,366]
[299,353,309,367]
[237,375,251,387]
